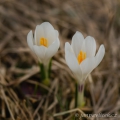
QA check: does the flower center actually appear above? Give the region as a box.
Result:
[40,37,48,47]
[77,50,86,64]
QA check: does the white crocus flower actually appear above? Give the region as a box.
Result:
[65,32,105,107]
[65,31,105,84]
[65,31,105,107]
[27,22,60,66]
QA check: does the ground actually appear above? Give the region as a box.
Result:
[0,0,120,120]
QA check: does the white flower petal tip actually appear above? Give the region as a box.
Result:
[85,36,96,57]
[27,22,60,65]
[27,30,34,52]
[65,42,71,51]
[65,31,105,83]
[95,44,105,67]
[71,31,84,57]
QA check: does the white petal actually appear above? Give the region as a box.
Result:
[41,22,54,32]
[65,42,74,54]
[81,41,86,52]
[80,57,96,81]
[27,30,34,52]
[79,45,105,81]
[65,42,82,79]
[42,22,57,45]
[34,25,44,45]
[44,38,60,64]
[95,44,105,67]
[33,45,47,63]
[71,31,84,57]
[85,36,96,57]
[47,30,59,45]
[34,22,57,46]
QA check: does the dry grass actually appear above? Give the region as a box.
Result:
[0,0,120,120]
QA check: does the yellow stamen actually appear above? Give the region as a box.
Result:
[77,50,86,64]
[40,37,48,47]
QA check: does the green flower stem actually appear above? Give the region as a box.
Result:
[75,83,85,108]
[40,59,52,85]
[41,64,50,86]
[34,59,52,94]
[39,63,46,80]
